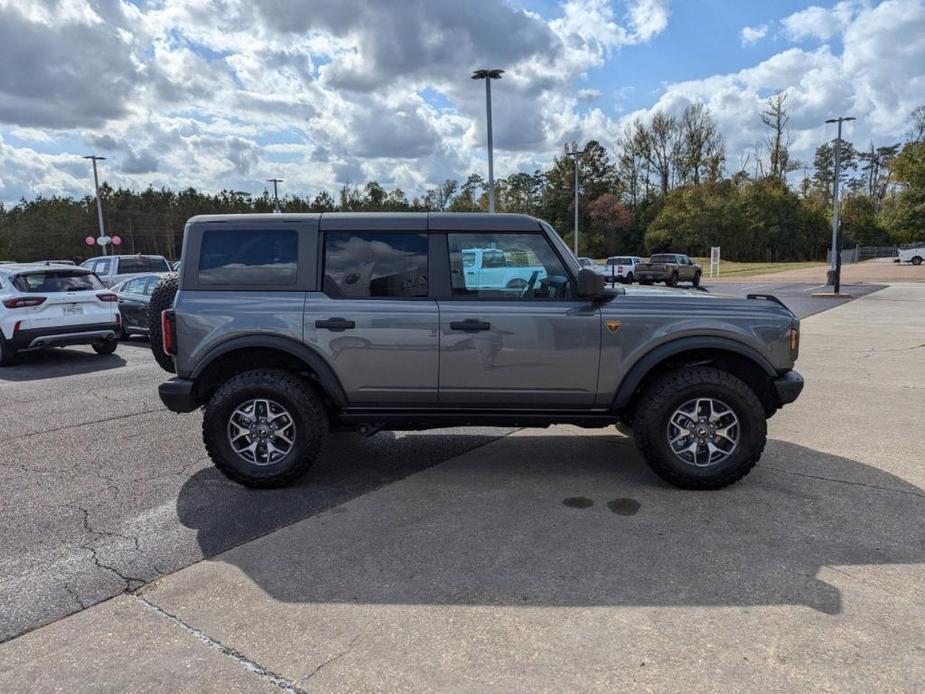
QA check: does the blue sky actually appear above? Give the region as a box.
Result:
[0,0,922,203]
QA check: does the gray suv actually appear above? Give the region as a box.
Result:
[156,213,803,490]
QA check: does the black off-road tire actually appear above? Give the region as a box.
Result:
[0,334,17,366]
[203,370,328,488]
[632,366,767,490]
[625,272,634,284]
[913,256,923,266]
[147,272,179,373]
[92,339,118,355]
[666,272,679,287]
[692,272,701,287]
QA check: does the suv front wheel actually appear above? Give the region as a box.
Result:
[631,366,767,490]
[202,370,328,488]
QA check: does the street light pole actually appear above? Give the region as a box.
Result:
[825,116,855,292]
[83,155,107,256]
[267,178,283,213]
[471,69,504,213]
[567,143,581,257]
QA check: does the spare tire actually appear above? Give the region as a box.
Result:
[147,272,179,373]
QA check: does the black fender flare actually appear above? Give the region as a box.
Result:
[612,336,777,411]
[190,334,348,408]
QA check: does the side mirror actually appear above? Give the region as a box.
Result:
[577,267,606,298]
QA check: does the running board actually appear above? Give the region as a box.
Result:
[337,408,621,430]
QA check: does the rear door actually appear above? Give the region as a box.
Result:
[435,229,601,408]
[13,269,116,331]
[304,216,439,406]
[118,275,150,329]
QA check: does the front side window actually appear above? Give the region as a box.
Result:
[199,229,298,285]
[323,232,428,298]
[123,277,148,294]
[14,271,103,293]
[447,232,572,299]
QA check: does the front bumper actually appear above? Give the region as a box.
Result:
[11,322,119,350]
[773,370,804,405]
[159,378,198,413]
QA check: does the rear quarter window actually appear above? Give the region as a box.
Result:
[198,229,298,285]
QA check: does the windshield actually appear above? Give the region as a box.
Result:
[14,270,104,293]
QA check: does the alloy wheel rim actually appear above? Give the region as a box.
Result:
[666,397,739,467]
[227,398,296,466]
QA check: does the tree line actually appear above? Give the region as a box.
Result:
[1,100,923,263]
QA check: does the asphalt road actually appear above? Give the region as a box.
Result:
[0,285,881,642]
[700,281,886,318]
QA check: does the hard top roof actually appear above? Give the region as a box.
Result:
[186,211,543,231]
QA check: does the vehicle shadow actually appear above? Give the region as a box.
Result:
[176,435,925,615]
[0,348,128,381]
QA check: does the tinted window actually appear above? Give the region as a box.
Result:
[650,255,678,263]
[14,271,103,293]
[199,229,298,285]
[323,233,427,298]
[447,232,572,299]
[143,276,160,295]
[120,257,170,273]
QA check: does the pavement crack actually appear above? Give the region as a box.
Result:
[299,634,361,684]
[763,467,925,498]
[63,582,87,610]
[75,505,147,591]
[0,409,164,443]
[132,595,306,694]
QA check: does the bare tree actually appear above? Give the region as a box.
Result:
[678,102,725,185]
[907,105,925,143]
[643,111,680,196]
[761,92,792,182]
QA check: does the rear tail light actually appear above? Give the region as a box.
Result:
[161,309,177,356]
[3,296,47,309]
[115,312,121,326]
[13,321,22,334]
[96,293,118,302]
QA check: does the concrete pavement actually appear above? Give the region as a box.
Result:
[1,284,923,692]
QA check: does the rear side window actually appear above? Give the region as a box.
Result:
[323,232,428,298]
[14,271,103,293]
[199,229,298,285]
[94,258,112,275]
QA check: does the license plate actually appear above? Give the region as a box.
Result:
[63,305,83,315]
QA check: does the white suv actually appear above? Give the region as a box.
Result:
[897,246,924,266]
[0,265,121,366]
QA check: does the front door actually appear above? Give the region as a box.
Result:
[438,231,601,408]
[304,229,439,406]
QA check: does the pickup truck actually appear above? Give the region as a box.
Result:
[461,247,547,290]
[635,254,702,287]
[897,246,924,265]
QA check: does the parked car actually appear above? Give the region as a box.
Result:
[112,273,168,337]
[153,212,803,491]
[897,246,924,265]
[635,253,702,287]
[80,254,172,288]
[604,256,646,284]
[0,264,120,365]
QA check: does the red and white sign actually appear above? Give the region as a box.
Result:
[85,236,95,246]
[111,235,122,246]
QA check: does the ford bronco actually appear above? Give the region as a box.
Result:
[154,213,803,490]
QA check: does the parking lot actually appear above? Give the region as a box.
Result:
[1,282,923,691]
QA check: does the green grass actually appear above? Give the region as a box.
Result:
[689,258,826,278]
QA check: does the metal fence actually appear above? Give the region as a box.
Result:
[828,245,899,264]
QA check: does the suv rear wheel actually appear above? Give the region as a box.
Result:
[202,370,328,488]
[631,366,767,489]
[147,272,179,373]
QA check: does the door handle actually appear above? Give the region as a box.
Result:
[315,318,355,331]
[450,319,491,332]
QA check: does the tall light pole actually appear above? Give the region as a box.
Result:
[567,142,581,257]
[471,69,503,213]
[825,116,855,291]
[83,155,107,256]
[267,178,283,213]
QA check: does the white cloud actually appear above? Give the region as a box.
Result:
[740,23,769,46]
[627,0,671,42]
[781,1,863,42]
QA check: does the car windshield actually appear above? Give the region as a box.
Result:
[13,270,103,293]
[650,255,677,263]
[608,257,632,265]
